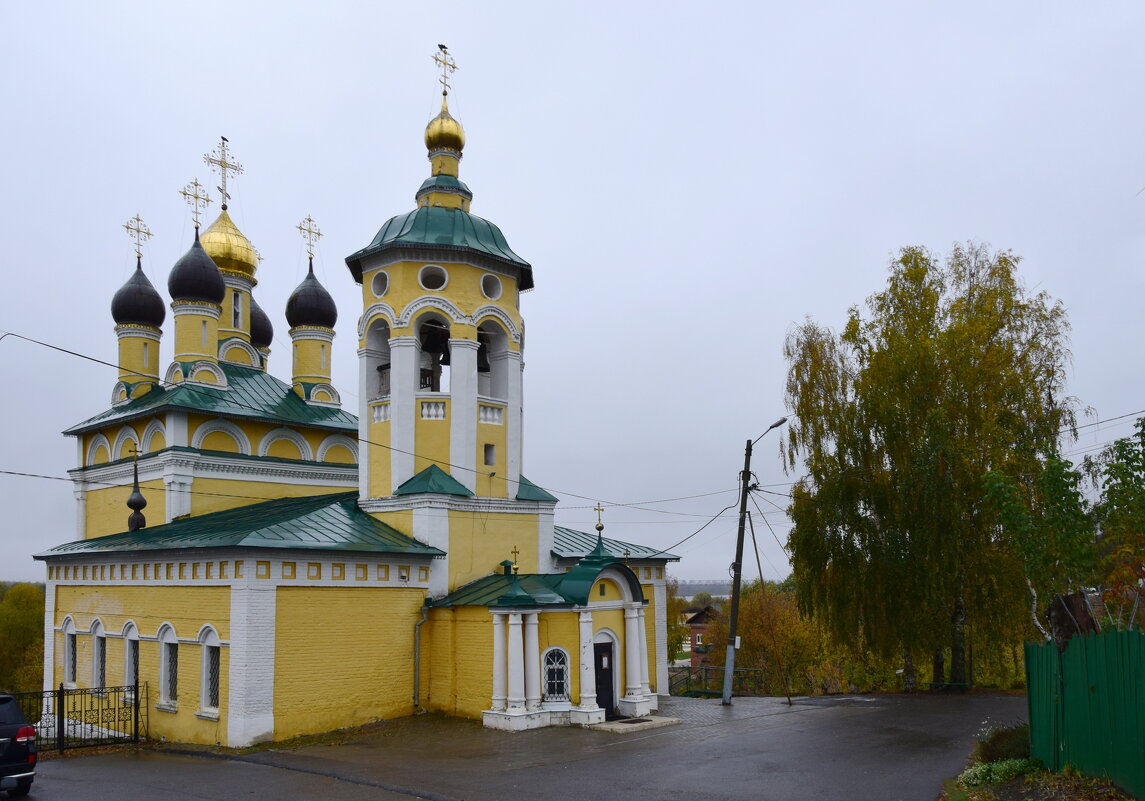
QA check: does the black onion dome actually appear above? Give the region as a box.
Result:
[250,296,274,348]
[111,258,166,327]
[285,261,337,328]
[168,229,225,303]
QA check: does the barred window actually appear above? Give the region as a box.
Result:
[123,622,139,687]
[206,647,220,708]
[65,633,77,684]
[542,649,570,702]
[93,635,106,689]
[199,626,222,713]
[159,624,178,705]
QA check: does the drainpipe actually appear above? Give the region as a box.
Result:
[413,601,430,711]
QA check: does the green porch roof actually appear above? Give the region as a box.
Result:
[344,206,534,290]
[36,492,443,558]
[515,475,559,503]
[551,527,680,562]
[395,465,473,497]
[64,362,357,436]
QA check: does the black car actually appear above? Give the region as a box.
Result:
[0,695,36,798]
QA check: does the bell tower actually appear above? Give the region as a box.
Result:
[345,47,550,595]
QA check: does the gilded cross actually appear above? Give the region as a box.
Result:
[203,136,243,209]
[594,503,605,528]
[123,215,152,259]
[623,548,631,566]
[433,44,457,96]
[297,215,322,259]
[510,545,520,564]
[179,178,212,228]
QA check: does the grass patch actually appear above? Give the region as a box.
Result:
[958,758,1042,787]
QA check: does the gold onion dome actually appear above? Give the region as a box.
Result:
[424,97,465,153]
[200,208,258,279]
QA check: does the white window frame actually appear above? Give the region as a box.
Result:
[158,624,179,711]
[541,647,571,706]
[123,622,139,691]
[198,626,221,719]
[90,619,106,691]
[62,617,77,687]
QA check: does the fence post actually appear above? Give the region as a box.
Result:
[133,677,139,743]
[56,683,65,753]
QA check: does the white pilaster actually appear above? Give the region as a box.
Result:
[524,612,541,711]
[73,486,87,539]
[624,605,642,698]
[638,606,651,697]
[504,351,523,491]
[412,500,452,597]
[42,576,56,692]
[506,612,525,712]
[357,346,371,499]
[163,473,193,521]
[654,581,669,697]
[577,610,596,709]
[491,612,506,712]
[167,411,189,448]
[388,336,418,491]
[226,583,276,747]
[448,338,479,493]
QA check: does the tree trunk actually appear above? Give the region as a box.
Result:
[949,594,968,691]
[932,648,945,689]
[902,648,917,691]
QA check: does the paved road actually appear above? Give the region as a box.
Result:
[34,693,1026,801]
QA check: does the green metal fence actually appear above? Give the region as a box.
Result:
[1026,630,1145,799]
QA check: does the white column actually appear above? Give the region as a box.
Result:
[524,612,541,710]
[163,473,193,521]
[504,350,523,493]
[624,605,642,697]
[506,612,525,712]
[226,583,276,747]
[637,606,650,696]
[42,573,56,692]
[356,346,372,498]
[654,581,669,696]
[388,336,418,491]
[491,613,507,712]
[448,338,479,494]
[166,411,189,448]
[577,610,596,709]
[73,486,87,539]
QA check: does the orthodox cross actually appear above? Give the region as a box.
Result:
[594,503,605,527]
[433,44,457,96]
[203,136,243,209]
[623,548,631,567]
[297,215,322,259]
[254,247,264,265]
[179,179,212,228]
[510,545,520,574]
[123,215,152,259]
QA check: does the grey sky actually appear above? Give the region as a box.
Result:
[2,2,1143,583]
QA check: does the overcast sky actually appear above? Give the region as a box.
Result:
[2,2,1144,584]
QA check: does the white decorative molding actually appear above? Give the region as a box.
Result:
[357,303,397,340]
[219,338,261,366]
[316,433,359,462]
[288,326,335,343]
[110,382,131,406]
[111,426,140,462]
[171,301,221,319]
[305,383,342,407]
[191,419,252,455]
[164,359,229,389]
[257,427,313,461]
[421,400,446,420]
[141,418,167,453]
[478,404,504,425]
[398,296,466,327]
[85,433,112,466]
[472,305,522,342]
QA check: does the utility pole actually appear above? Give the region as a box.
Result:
[722,416,786,706]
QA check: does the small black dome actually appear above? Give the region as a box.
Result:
[285,261,338,328]
[168,229,225,304]
[250,296,274,348]
[111,258,166,327]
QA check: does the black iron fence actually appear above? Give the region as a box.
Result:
[8,683,148,752]
[669,666,768,697]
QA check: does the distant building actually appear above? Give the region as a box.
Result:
[35,51,679,745]
[684,606,719,667]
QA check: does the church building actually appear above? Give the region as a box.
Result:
[35,49,678,746]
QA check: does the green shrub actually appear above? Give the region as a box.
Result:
[972,721,1030,763]
[958,758,1042,787]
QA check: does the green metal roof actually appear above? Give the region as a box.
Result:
[36,492,443,558]
[515,476,559,503]
[551,527,680,562]
[64,362,358,436]
[344,206,534,290]
[394,465,474,497]
[416,174,473,200]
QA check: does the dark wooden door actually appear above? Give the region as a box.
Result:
[594,642,616,719]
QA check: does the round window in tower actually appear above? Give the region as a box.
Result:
[371,271,389,297]
[481,274,502,300]
[419,265,448,291]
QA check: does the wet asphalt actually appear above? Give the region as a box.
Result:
[30,692,1026,801]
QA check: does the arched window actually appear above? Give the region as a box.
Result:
[158,624,179,708]
[477,320,509,399]
[417,316,451,392]
[122,622,139,689]
[365,319,392,399]
[90,619,106,690]
[62,617,77,686]
[542,648,570,702]
[199,627,221,715]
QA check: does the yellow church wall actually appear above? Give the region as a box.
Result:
[290,336,332,384]
[85,480,166,538]
[474,420,507,499]
[538,611,580,701]
[323,445,355,464]
[54,585,230,745]
[370,507,412,538]
[592,578,624,602]
[273,586,426,739]
[421,606,492,719]
[199,430,239,453]
[363,259,522,330]
[445,510,539,590]
[117,333,159,382]
[188,478,343,517]
[265,438,302,460]
[367,419,392,496]
[185,417,353,465]
[413,413,450,475]
[172,308,219,363]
